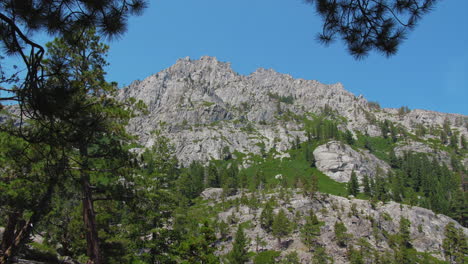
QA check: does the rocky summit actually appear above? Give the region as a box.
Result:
[120,56,467,166]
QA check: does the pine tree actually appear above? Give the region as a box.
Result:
[301,210,322,250]
[394,217,413,263]
[238,170,248,190]
[247,194,260,214]
[449,134,459,149]
[303,0,439,58]
[0,131,66,264]
[272,209,292,246]
[349,238,374,264]
[313,243,331,264]
[281,251,300,264]
[390,123,398,143]
[41,29,138,264]
[344,130,354,145]
[390,172,405,202]
[294,135,301,149]
[362,175,371,197]
[441,130,448,144]
[310,173,319,198]
[373,176,388,201]
[199,221,220,263]
[449,188,467,227]
[443,119,452,136]
[347,171,360,197]
[381,120,390,138]
[260,200,274,231]
[176,162,205,199]
[369,177,376,198]
[442,222,467,264]
[334,221,350,247]
[177,221,219,264]
[399,217,411,247]
[0,0,147,116]
[207,163,220,187]
[364,138,374,152]
[348,246,364,264]
[461,134,467,150]
[305,143,316,167]
[255,233,265,253]
[226,225,250,264]
[398,106,410,117]
[389,149,399,168]
[218,220,230,241]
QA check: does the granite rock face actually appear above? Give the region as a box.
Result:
[200,187,224,200]
[313,141,390,183]
[209,190,467,264]
[394,140,453,167]
[120,56,467,166]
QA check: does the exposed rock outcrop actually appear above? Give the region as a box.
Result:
[313,141,390,182]
[200,188,224,200]
[208,190,466,264]
[120,56,468,166]
[394,140,453,167]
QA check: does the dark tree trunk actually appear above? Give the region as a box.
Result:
[1,212,19,251]
[80,144,101,264]
[0,175,56,264]
[0,212,20,264]
[0,216,33,264]
[82,178,101,264]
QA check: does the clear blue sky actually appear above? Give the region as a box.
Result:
[3,0,466,115]
[103,0,468,115]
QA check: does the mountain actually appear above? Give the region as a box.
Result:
[120,56,467,166]
[2,56,466,264]
[116,56,467,263]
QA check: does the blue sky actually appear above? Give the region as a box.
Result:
[3,0,467,115]
[105,0,468,115]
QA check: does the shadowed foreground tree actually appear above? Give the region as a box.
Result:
[304,0,438,58]
[41,29,137,264]
[0,0,147,119]
[0,130,66,264]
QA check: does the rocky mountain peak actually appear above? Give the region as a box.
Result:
[169,55,237,82]
[120,56,467,166]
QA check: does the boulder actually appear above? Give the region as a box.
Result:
[313,141,390,183]
[200,188,224,200]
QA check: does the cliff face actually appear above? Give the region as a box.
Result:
[203,189,467,264]
[119,56,467,166]
[313,141,391,183]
